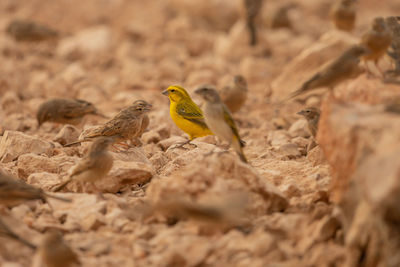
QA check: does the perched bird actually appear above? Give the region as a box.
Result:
[384,96,400,114]
[0,217,36,249]
[385,17,400,77]
[297,107,321,152]
[0,172,71,207]
[297,107,320,138]
[243,0,263,46]
[360,17,392,76]
[37,98,105,127]
[162,85,213,144]
[195,86,247,163]
[39,230,80,267]
[330,0,356,32]
[219,75,248,113]
[53,137,113,193]
[64,100,152,148]
[285,45,367,101]
[6,19,58,42]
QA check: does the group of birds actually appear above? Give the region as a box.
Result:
[2,0,400,265]
[0,171,80,267]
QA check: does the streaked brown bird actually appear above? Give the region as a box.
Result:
[53,137,113,193]
[64,100,152,148]
[360,17,392,76]
[297,107,321,152]
[0,172,71,207]
[6,19,58,42]
[244,0,263,46]
[297,107,320,138]
[37,98,105,127]
[285,45,367,100]
[39,230,80,267]
[385,16,400,77]
[330,0,356,32]
[219,75,248,113]
[270,3,296,29]
[0,217,36,249]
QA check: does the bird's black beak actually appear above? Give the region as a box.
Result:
[162,90,169,96]
[297,111,305,116]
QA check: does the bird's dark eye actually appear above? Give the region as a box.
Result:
[306,110,310,113]
[170,89,175,92]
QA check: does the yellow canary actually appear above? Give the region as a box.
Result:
[162,85,213,142]
[195,86,247,163]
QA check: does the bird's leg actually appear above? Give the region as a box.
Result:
[171,139,196,149]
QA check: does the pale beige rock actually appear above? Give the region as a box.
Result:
[17,153,59,179]
[2,114,37,132]
[53,125,80,146]
[51,193,107,232]
[148,153,288,216]
[141,131,161,144]
[149,151,169,173]
[267,130,291,147]
[0,131,54,162]
[278,143,301,158]
[288,119,310,138]
[1,91,22,115]
[157,136,187,151]
[57,26,112,59]
[168,0,240,31]
[95,160,153,193]
[26,172,61,191]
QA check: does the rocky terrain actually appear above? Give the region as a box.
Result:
[0,0,400,266]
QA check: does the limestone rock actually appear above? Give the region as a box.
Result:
[17,153,59,179]
[53,125,80,146]
[26,172,61,191]
[57,26,112,59]
[148,153,288,216]
[0,131,54,162]
[288,119,310,138]
[95,160,153,193]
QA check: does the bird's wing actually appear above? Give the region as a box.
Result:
[222,106,243,146]
[70,156,98,177]
[176,101,209,129]
[62,99,95,119]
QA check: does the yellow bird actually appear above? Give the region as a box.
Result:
[162,85,213,144]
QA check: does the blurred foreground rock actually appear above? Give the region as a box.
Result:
[318,98,400,267]
[148,152,288,217]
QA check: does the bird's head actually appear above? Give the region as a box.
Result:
[36,104,53,127]
[372,17,386,32]
[194,86,221,104]
[233,75,248,89]
[162,85,192,103]
[132,100,152,113]
[297,107,320,121]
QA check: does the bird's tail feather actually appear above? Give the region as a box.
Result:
[51,179,72,193]
[64,139,87,147]
[233,138,248,163]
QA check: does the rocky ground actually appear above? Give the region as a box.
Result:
[0,0,400,266]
